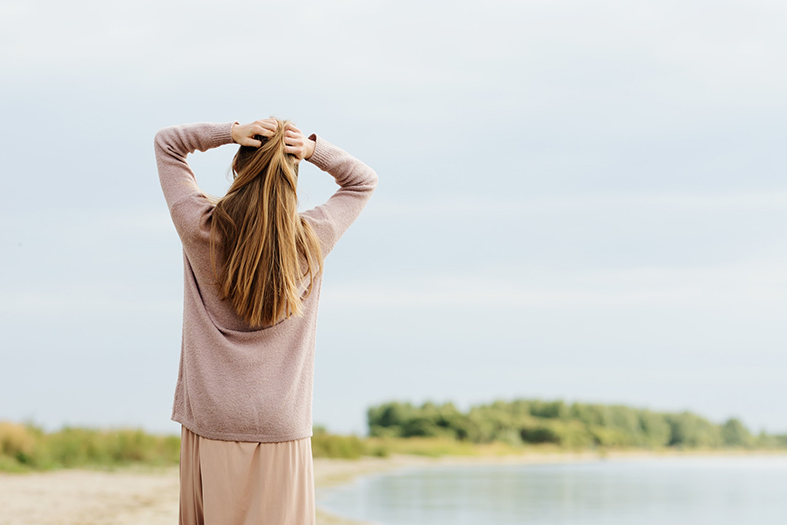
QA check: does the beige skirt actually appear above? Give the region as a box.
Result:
[179,425,316,525]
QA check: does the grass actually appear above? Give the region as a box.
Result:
[0,421,180,472]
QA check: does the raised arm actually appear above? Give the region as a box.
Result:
[301,133,379,258]
[153,121,237,210]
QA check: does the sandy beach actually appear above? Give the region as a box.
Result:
[0,449,783,525]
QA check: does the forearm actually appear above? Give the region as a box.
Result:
[301,134,378,257]
[154,122,236,210]
[305,133,378,189]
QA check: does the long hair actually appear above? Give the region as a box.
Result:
[207,118,323,328]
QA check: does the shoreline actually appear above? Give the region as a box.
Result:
[0,448,784,525]
[316,447,787,488]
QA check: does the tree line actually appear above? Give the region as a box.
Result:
[367,399,787,449]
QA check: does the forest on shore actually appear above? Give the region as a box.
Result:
[366,398,787,449]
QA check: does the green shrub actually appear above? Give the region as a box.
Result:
[311,433,365,459]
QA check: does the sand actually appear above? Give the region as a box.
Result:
[0,457,432,525]
[1,449,783,524]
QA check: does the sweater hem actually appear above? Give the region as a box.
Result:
[173,413,313,443]
[205,121,235,149]
[305,133,334,171]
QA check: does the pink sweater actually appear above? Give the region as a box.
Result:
[154,122,378,442]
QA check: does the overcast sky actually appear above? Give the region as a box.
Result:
[2,0,786,437]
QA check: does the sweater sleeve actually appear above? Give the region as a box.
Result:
[154,121,237,211]
[301,133,379,258]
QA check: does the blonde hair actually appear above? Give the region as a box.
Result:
[207,118,323,328]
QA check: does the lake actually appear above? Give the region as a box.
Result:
[316,455,787,524]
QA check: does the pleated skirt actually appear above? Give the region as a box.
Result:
[179,425,316,525]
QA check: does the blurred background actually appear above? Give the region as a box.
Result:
[1,0,785,440]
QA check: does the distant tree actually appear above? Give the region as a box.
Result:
[570,403,607,426]
[720,418,753,447]
[367,401,414,430]
[510,399,531,418]
[667,412,722,447]
[638,410,671,447]
[529,399,569,419]
[402,416,456,439]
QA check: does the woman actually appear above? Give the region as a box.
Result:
[153,117,378,524]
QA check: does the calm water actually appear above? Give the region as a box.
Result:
[316,456,787,524]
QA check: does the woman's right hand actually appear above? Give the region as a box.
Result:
[231,118,278,147]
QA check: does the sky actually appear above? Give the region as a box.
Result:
[2,0,786,437]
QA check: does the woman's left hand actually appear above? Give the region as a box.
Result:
[284,123,315,162]
[231,118,278,147]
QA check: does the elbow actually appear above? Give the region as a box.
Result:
[153,127,173,150]
[153,129,165,150]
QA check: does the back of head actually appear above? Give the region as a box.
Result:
[208,118,323,328]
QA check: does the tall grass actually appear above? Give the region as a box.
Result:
[311,424,397,458]
[0,421,179,472]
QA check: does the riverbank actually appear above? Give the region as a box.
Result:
[1,448,785,524]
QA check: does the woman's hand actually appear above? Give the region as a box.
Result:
[231,118,278,147]
[283,123,316,162]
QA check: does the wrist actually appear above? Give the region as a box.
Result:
[304,138,316,160]
[230,121,240,144]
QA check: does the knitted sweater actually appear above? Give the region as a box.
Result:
[153,121,378,442]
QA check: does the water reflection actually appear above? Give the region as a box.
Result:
[316,456,787,524]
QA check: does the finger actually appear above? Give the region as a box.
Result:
[254,125,275,137]
[255,119,277,130]
[256,121,277,133]
[286,132,304,143]
[242,138,262,147]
